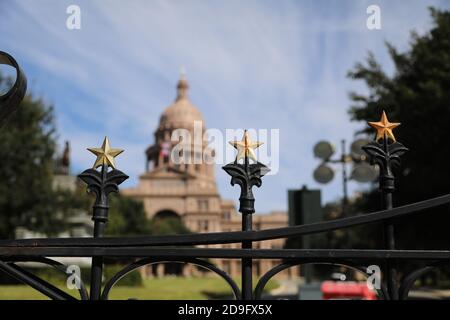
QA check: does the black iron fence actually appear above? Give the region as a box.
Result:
[1,51,450,300]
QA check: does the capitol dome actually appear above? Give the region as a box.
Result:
[159,74,204,129]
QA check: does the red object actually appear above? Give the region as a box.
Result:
[321,281,377,300]
[160,142,171,157]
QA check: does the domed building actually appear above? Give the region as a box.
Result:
[123,74,223,232]
[123,74,296,279]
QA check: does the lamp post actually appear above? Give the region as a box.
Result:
[313,138,377,217]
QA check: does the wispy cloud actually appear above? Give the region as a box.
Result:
[1,0,448,211]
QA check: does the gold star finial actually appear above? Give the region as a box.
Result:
[87,137,124,169]
[368,110,401,142]
[229,130,263,162]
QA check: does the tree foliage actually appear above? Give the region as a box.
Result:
[105,194,191,236]
[347,8,450,249]
[0,70,191,238]
[148,216,191,236]
[106,195,152,236]
[0,72,59,238]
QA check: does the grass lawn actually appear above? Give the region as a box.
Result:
[0,276,279,300]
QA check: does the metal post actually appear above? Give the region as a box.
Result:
[363,111,407,299]
[79,153,128,300]
[241,156,253,300]
[90,163,108,300]
[222,131,269,300]
[340,139,351,248]
[241,212,253,300]
[341,139,349,217]
[380,135,398,300]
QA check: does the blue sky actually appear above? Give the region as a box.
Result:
[1,0,449,213]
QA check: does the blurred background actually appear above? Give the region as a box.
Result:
[1,0,450,299]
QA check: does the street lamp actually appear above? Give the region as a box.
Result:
[313,138,377,217]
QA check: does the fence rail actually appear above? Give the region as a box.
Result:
[1,193,449,248]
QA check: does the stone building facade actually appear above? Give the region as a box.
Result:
[123,74,296,279]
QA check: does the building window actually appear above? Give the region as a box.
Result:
[198,199,208,212]
[194,152,202,163]
[222,211,231,221]
[197,220,209,232]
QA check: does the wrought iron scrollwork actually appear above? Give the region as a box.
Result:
[0,257,88,300]
[397,262,446,300]
[363,140,408,193]
[78,166,128,224]
[222,161,269,214]
[101,258,241,300]
[0,51,27,127]
[254,260,388,300]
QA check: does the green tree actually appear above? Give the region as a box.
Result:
[148,216,191,236]
[106,195,152,236]
[0,71,191,239]
[0,72,60,238]
[104,194,191,236]
[347,8,450,250]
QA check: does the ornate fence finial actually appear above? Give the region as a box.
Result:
[79,136,128,228]
[363,110,408,300]
[363,110,408,196]
[78,136,128,300]
[223,130,269,215]
[223,129,269,300]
